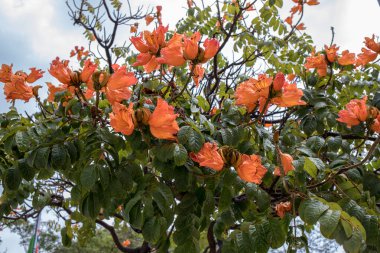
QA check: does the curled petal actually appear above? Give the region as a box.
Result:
[338,50,356,66]
[201,38,220,63]
[26,68,44,83]
[81,59,97,83]
[48,57,72,84]
[0,64,13,83]
[130,35,150,53]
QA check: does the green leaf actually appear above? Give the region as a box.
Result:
[142,216,162,243]
[61,227,72,247]
[306,136,325,152]
[304,157,324,179]
[299,199,329,225]
[173,143,188,166]
[51,144,67,170]
[178,126,204,152]
[18,158,35,181]
[188,128,204,152]
[4,166,21,191]
[319,209,341,238]
[267,219,287,248]
[80,165,98,190]
[343,228,363,253]
[152,143,175,162]
[14,131,29,152]
[33,147,50,169]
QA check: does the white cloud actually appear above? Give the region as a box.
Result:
[0,0,87,63]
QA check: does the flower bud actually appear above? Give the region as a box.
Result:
[70,71,82,86]
[134,107,151,126]
[218,146,242,167]
[92,71,109,90]
[32,85,42,98]
[368,106,379,119]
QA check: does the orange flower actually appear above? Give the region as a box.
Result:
[148,98,179,140]
[287,73,296,81]
[200,38,220,63]
[4,72,34,102]
[364,34,380,53]
[25,68,44,83]
[156,6,162,25]
[70,46,89,61]
[324,44,339,63]
[235,154,267,184]
[306,0,320,5]
[145,15,154,25]
[190,142,224,171]
[47,82,67,102]
[275,201,292,218]
[304,53,327,77]
[157,33,186,66]
[356,48,378,66]
[157,45,186,66]
[273,72,285,91]
[81,59,97,83]
[371,114,380,133]
[130,35,150,53]
[110,103,135,136]
[183,32,201,60]
[192,64,205,86]
[235,74,272,112]
[187,0,193,8]
[0,64,13,83]
[273,152,295,176]
[337,96,368,127]
[296,23,306,31]
[290,4,302,14]
[271,83,306,107]
[338,50,356,66]
[122,239,131,247]
[285,16,293,26]
[210,107,217,115]
[130,25,137,33]
[131,26,175,72]
[105,64,137,105]
[49,57,72,84]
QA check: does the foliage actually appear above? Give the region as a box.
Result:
[1,0,380,252]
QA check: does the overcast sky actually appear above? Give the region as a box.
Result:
[0,0,379,252]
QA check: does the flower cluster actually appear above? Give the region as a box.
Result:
[234,72,306,113]
[131,26,219,85]
[190,143,268,184]
[109,97,179,141]
[305,35,380,77]
[284,0,320,31]
[0,64,44,102]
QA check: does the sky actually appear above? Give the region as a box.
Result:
[0,0,379,252]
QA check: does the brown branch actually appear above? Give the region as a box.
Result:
[207,221,217,253]
[50,200,150,253]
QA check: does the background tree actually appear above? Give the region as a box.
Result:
[1,0,380,253]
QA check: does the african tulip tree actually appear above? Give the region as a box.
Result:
[1,0,380,252]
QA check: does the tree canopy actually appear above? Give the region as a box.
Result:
[1,0,380,252]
